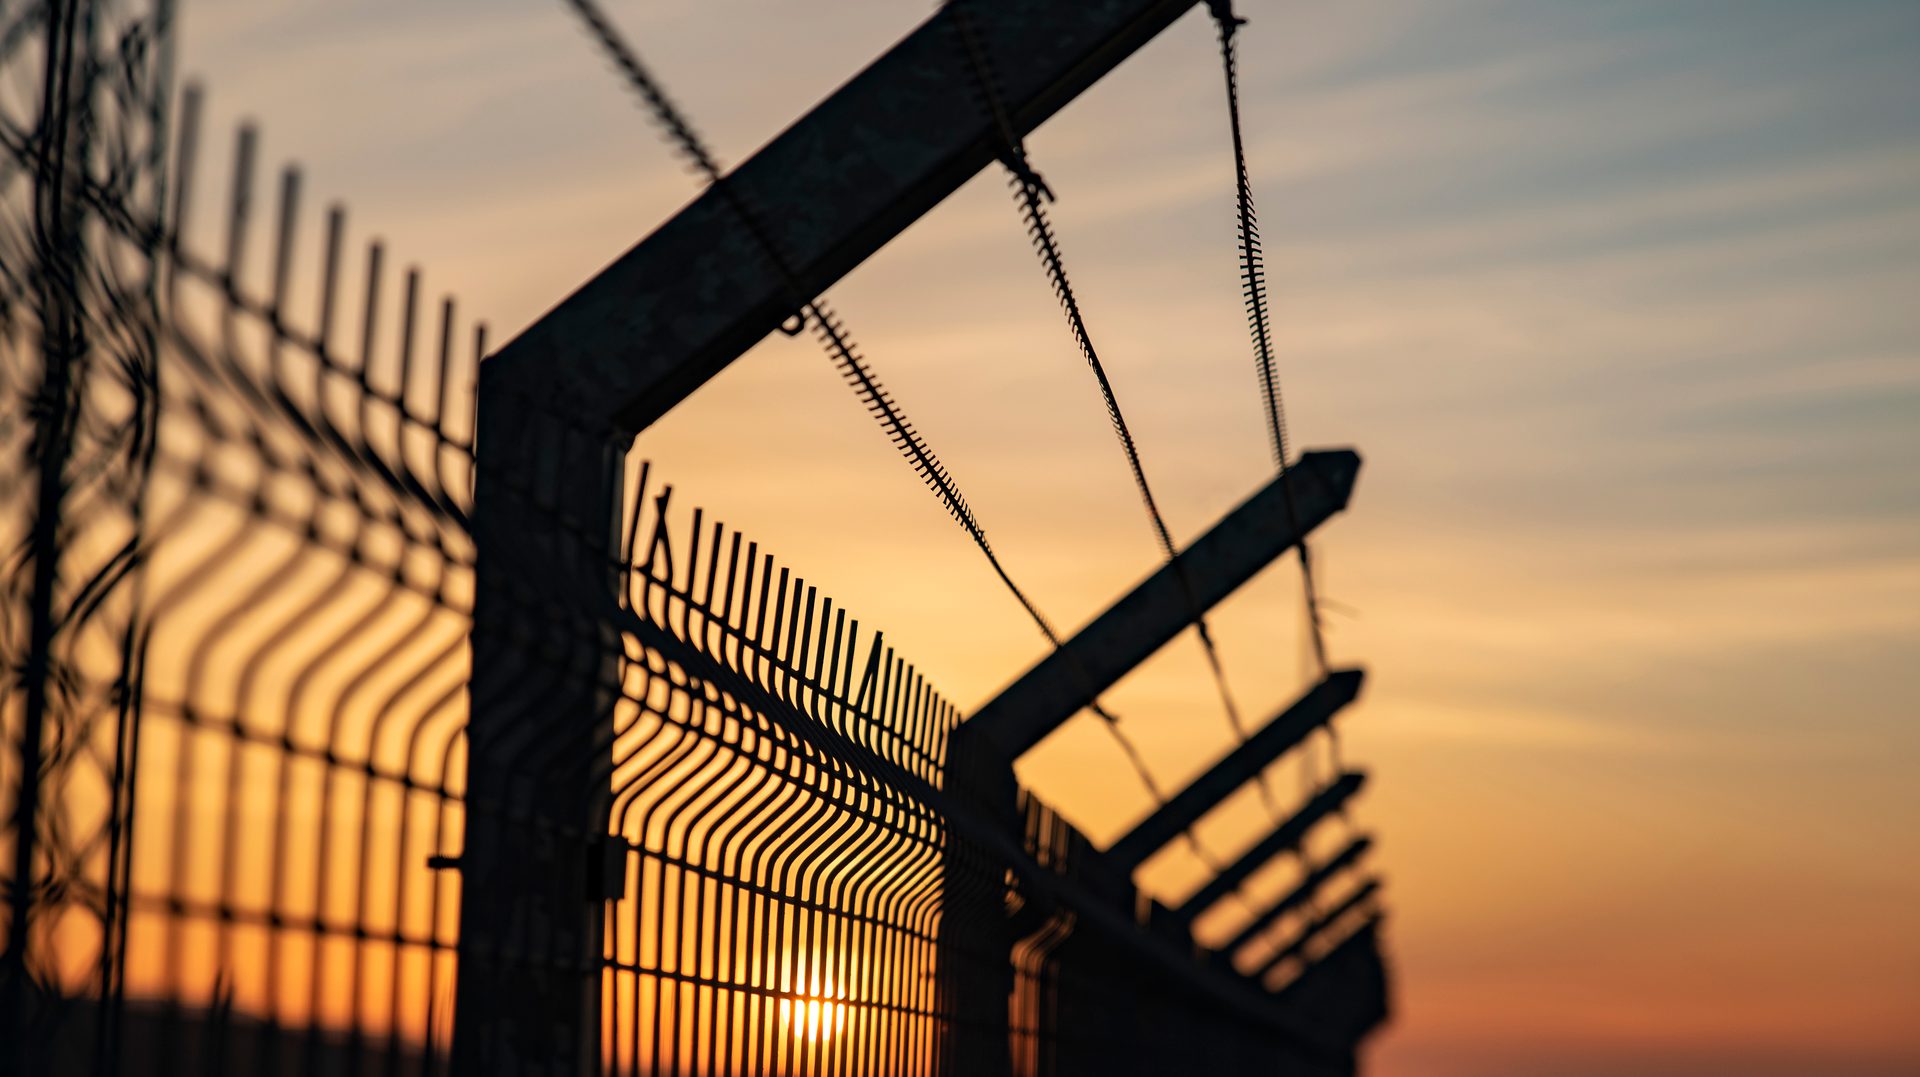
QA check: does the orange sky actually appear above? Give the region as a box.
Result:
[173,1,1920,1072]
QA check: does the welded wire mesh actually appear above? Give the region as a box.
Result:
[595,481,982,1076]
[1,0,170,1067]
[26,93,483,1073]
[2,79,1020,1074]
[4,7,1390,1072]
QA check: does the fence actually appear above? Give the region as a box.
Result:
[2,1,1389,1074]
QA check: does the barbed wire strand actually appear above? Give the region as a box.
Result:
[1208,1,1332,680]
[943,0,1282,828]
[554,0,1180,805]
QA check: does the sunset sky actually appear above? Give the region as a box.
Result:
[177,1,1919,1072]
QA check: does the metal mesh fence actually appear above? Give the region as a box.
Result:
[1,77,1019,1074]
[6,70,485,1068]
[2,0,172,1066]
[3,5,1389,1073]
[598,479,986,1076]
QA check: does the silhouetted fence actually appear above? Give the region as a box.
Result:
[3,2,1389,1074]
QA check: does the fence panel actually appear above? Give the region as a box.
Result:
[2,10,1389,1071]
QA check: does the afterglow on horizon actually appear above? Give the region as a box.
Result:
[172,1,1918,1074]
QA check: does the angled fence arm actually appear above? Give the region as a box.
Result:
[1220,835,1374,958]
[485,0,1204,436]
[1173,771,1367,926]
[964,450,1361,762]
[1106,669,1364,871]
[1254,879,1383,980]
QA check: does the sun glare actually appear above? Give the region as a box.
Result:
[779,993,848,1041]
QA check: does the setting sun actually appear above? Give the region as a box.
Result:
[780,994,849,1042]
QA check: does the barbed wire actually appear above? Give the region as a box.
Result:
[1207,0,1332,680]
[942,0,1283,832]
[554,0,1177,802]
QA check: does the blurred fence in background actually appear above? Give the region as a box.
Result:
[2,2,1388,1074]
